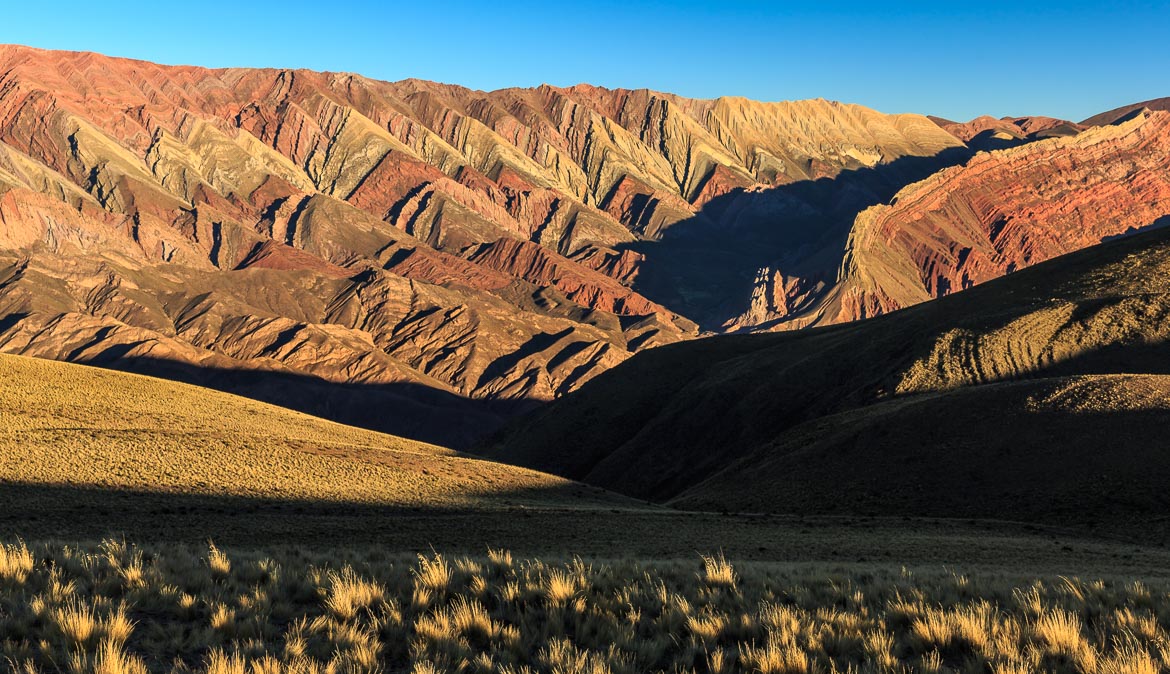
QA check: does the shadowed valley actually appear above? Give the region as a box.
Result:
[488,224,1170,541]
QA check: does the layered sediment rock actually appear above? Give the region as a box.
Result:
[1,44,1162,443]
[819,111,1170,326]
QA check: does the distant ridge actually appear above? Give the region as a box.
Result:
[1082,96,1170,126]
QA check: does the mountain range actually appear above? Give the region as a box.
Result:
[0,44,1168,451]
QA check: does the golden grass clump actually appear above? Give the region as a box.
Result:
[324,567,385,622]
[75,640,151,674]
[207,543,232,580]
[202,650,247,674]
[1031,607,1099,672]
[0,541,35,586]
[739,634,811,674]
[53,601,99,648]
[413,553,452,595]
[700,552,737,589]
[2,540,1170,674]
[687,612,729,644]
[1100,646,1160,674]
[543,568,578,605]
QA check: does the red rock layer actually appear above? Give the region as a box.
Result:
[823,111,1170,324]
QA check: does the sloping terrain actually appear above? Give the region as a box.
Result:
[627,109,1170,332]
[0,352,631,510]
[486,225,1170,538]
[928,114,1083,151]
[0,45,972,443]
[0,45,1167,448]
[7,350,1126,566]
[1081,96,1170,126]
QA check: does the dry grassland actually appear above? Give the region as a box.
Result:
[2,540,1169,674]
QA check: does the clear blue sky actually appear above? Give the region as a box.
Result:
[3,1,1167,122]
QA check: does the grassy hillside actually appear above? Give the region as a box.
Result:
[0,353,632,511]
[674,375,1170,538]
[485,225,1170,538]
[6,350,1166,569]
[5,302,1170,674]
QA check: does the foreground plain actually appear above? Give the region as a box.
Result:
[5,288,1170,673]
[3,540,1170,674]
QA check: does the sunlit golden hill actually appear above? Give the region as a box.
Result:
[0,352,632,512]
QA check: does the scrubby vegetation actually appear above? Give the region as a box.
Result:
[2,540,1169,673]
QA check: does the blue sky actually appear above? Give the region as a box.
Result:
[3,1,1167,122]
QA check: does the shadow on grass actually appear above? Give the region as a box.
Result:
[60,354,530,450]
[3,482,1163,570]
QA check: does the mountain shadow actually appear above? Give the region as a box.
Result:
[485,222,1170,540]
[64,354,525,450]
[615,147,974,331]
[3,481,1159,563]
[0,149,978,449]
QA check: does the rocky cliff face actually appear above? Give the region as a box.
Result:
[0,45,963,444]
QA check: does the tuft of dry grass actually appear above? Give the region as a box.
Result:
[0,541,35,586]
[543,568,578,605]
[54,601,99,648]
[324,567,384,622]
[701,552,738,590]
[413,553,452,595]
[90,640,150,674]
[740,634,811,674]
[206,543,232,580]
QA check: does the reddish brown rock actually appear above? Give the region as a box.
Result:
[1082,97,1170,126]
[816,111,1170,325]
[465,238,675,319]
[930,114,1085,150]
[14,44,1158,446]
[234,240,353,278]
